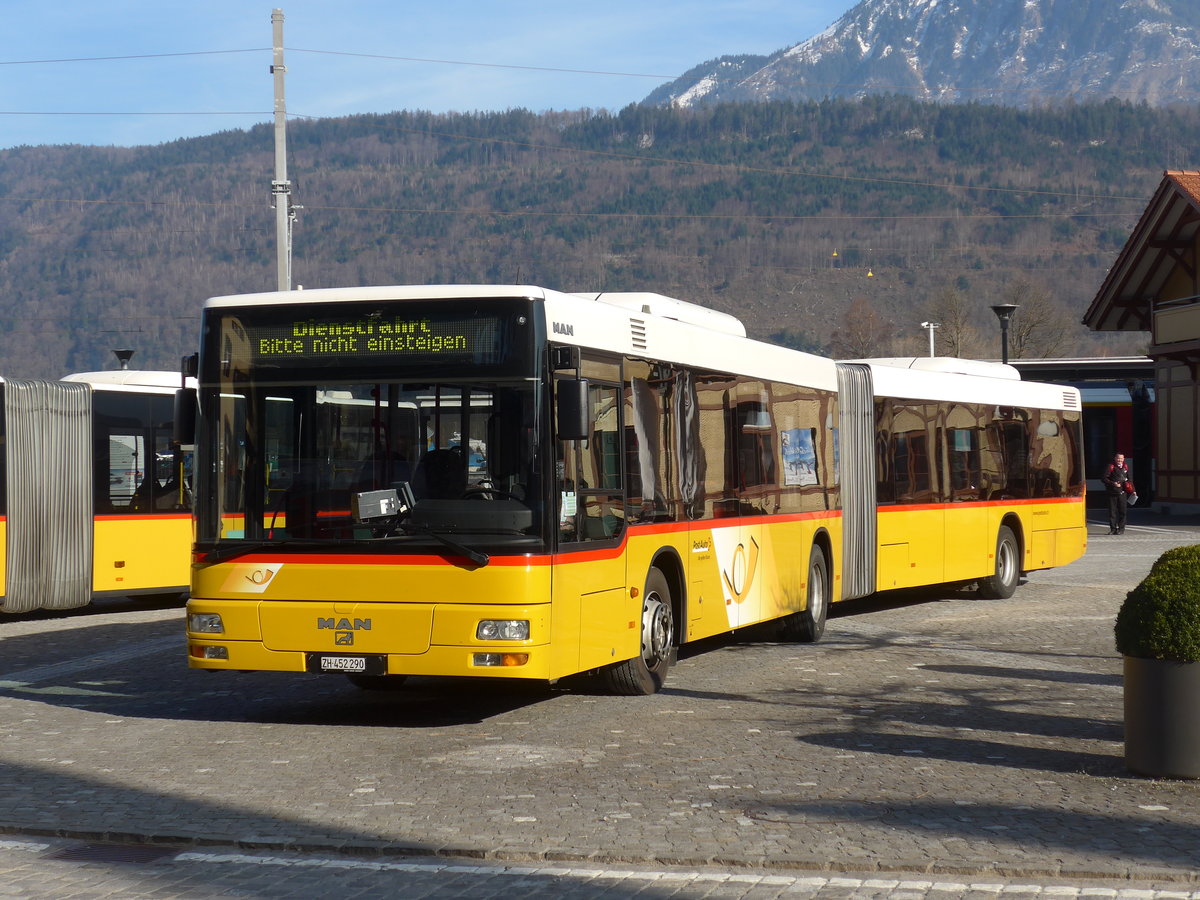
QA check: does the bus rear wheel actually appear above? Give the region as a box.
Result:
[603,568,674,695]
[978,525,1020,599]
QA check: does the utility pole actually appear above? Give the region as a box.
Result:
[271,8,294,291]
[920,321,940,358]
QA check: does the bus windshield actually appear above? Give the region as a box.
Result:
[196,380,545,556]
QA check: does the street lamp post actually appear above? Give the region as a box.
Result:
[920,321,940,357]
[990,303,1019,364]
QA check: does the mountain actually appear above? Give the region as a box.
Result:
[644,0,1200,109]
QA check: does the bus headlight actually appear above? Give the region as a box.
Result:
[189,613,224,634]
[476,619,530,641]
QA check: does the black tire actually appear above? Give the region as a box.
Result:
[603,568,674,695]
[801,545,829,642]
[780,545,829,642]
[346,674,408,691]
[978,525,1020,599]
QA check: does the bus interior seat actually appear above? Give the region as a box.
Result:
[413,448,466,499]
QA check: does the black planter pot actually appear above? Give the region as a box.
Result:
[1123,655,1200,779]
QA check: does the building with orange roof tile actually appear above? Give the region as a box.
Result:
[1084,170,1200,511]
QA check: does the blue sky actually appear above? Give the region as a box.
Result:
[0,1,853,150]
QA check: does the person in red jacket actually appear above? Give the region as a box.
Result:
[1101,452,1133,535]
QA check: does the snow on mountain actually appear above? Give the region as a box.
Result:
[643,0,1200,109]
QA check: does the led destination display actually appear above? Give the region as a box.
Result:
[245,312,504,367]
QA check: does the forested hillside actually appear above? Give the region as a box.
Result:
[0,96,1186,378]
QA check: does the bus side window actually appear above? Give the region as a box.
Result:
[980,422,1007,499]
[557,380,624,543]
[578,493,625,539]
[111,432,146,511]
[1001,420,1030,498]
[890,403,936,503]
[947,427,982,501]
[625,367,681,523]
[1064,411,1084,495]
[556,441,578,541]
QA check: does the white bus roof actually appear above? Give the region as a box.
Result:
[204,284,549,307]
[62,370,194,392]
[849,357,1080,411]
[853,357,1021,380]
[573,292,746,337]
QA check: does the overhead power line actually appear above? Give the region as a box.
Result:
[0,46,674,79]
[0,111,267,117]
[0,49,266,66]
[289,48,677,80]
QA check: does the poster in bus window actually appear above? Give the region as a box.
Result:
[782,428,818,486]
[831,423,839,485]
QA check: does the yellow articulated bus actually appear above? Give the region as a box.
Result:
[0,370,194,615]
[836,357,1086,602]
[183,285,1084,694]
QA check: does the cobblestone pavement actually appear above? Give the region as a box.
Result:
[0,508,1198,897]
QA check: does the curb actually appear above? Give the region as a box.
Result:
[3,822,1197,886]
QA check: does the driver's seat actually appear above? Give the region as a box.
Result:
[412,448,466,499]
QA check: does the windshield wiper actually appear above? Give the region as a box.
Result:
[401,522,490,567]
[197,539,308,565]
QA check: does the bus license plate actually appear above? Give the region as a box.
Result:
[306,653,386,676]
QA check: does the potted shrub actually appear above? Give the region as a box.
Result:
[1114,544,1200,779]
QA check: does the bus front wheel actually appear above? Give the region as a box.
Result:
[779,545,828,643]
[978,525,1020,599]
[603,568,674,695]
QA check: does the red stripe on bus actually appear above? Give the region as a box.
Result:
[196,551,553,567]
[621,510,841,538]
[878,496,1084,514]
[94,513,192,522]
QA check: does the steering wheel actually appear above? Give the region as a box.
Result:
[462,486,520,501]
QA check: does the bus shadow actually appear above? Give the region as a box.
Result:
[0,592,186,622]
[6,664,564,727]
[0,617,565,727]
[245,676,565,727]
[831,582,988,618]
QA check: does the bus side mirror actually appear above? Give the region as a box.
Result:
[174,388,198,447]
[556,379,590,441]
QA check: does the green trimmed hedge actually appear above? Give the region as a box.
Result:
[1115,545,1200,662]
